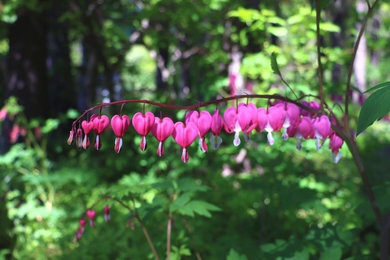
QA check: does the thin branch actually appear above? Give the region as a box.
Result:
[167,213,172,260]
[345,0,380,117]
[315,0,325,115]
[182,217,202,260]
[135,214,161,260]
[331,126,382,223]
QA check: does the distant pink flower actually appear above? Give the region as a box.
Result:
[132,112,155,151]
[151,117,174,156]
[79,219,87,233]
[67,130,75,145]
[0,107,7,121]
[104,205,110,222]
[111,115,130,153]
[172,122,198,163]
[10,125,20,143]
[86,209,96,227]
[76,128,83,150]
[74,227,84,242]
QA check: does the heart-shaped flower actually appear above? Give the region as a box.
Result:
[274,102,301,140]
[312,115,332,150]
[172,122,198,163]
[111,115,131,153]
[185,110,212,152]
[210,109,224,150]
[81,120,94,149]
[104,205,110,222]
[151,117,174,156]
[132,112,155,151]
[79,219,87,233]
[257,106,284,145]
[91,114,110,150]
[288,117,314,150]
[223,105,252,146]
[329,132,343,163]
[86,209,96,227]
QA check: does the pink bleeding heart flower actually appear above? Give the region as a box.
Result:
[274,102,301,141]
[91,114,110,150]
[86,209,96,227]
[81,120,94,149]
[239,102,258,141]
[104,205,110,222]
[223,105,252,146]
[172,122,198,163]
[312,115,332,150]
[301,101,320,118]
[210,109,224,150]
[111,115,131,153]
[287,117,314,150]
[76,128,83,150]
[300,101,320,118]
[132,112,155,151]
[257,106,284,145]
[329,132,343,163]
[185,110,212,152]
[300,101,310,117]
[74,227,84,242]
[67,129,75,145]
[79,219,87,233]
[151,117,174,156]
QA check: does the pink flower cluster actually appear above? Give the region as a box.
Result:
[68,101,344,163]
[74,205,110,242]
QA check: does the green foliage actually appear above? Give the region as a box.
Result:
[226,249,248,260]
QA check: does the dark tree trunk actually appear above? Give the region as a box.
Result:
[47,1,75,116]
[1,6,48,258]
[6,8,48,120]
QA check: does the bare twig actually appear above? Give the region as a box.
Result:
[344,0,380,116]
[315,0,325,115]
[182,217,202,260]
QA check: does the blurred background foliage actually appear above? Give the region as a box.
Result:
[0,0,390,259]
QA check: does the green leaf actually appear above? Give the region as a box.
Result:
[226,249,248,260]
[268,26,287,37]
[270,52,281,76]
[320,247,342,260]
[184,200,221,217]
[41,118,60,134]
[356,83,390,135]
[172,199,222,218]
[66,109,79,119]
[176,178,209,192]
[364,81,390,93]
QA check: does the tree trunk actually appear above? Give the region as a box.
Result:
[6,8,48,120]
